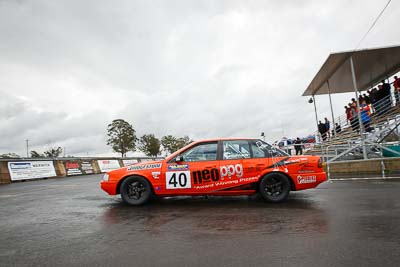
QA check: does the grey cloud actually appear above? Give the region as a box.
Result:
[0,0,399,156]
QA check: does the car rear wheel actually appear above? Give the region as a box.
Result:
[120,176,152,206]
[259,173,290,203]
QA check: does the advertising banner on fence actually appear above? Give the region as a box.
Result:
[122,159,139,166]
[8,161,57,181]
[64,161,95,176]
[97,160,120,172]
[64,161,83,176]
[81,161,94,174]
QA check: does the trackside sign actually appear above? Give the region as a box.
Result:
[8,161,57,181]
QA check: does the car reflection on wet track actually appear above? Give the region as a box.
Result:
[101,196,329,236]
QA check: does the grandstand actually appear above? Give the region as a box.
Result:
[302,45,400,162]
[306,94,400,161]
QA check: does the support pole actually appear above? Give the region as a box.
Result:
[350,56,367,159]
[327,80,336,136]
[312,95,319,141]
[26,139,29,158]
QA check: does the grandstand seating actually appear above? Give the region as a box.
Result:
[305,94,400,161]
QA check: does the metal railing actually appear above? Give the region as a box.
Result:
[307,92,400,161]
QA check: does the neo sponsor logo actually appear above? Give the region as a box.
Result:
[192,164,244,184]
[193,168,219,184]
[297,175,316,184]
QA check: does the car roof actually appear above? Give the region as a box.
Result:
[165,138,263,161]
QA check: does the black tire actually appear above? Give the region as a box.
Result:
[120,176,152,206]
[259,173,290,203]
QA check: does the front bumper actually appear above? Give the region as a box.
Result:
[100,180,118,195]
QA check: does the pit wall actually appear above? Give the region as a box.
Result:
[326,157,400,178]
[0,157,161,184]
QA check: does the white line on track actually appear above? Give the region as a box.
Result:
[329,177,400,181]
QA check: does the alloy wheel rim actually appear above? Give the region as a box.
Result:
[264,177,284,197]
[127,181,146,200]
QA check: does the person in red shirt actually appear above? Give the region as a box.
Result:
[350,99,359,131]
[394,76,400,105]
[345,104,352,125]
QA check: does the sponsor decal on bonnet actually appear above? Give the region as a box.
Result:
[127,163,162,171]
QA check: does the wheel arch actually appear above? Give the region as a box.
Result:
[116,175,155,195]
[258,171,296,192]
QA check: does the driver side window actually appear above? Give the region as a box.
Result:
[178,142,218,162]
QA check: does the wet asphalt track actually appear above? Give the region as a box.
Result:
[0,175,400,267]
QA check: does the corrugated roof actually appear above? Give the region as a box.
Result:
[302,45,400,96]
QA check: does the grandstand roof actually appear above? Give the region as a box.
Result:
[302,45,400,96]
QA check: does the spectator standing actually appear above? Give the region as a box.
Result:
[381,80,392,111]
[369,88,377,113]
[294,137,303,155]
[360,100,372,132]
[358,94,364,105]
[350,100,359,131]
[363,93,370,105]
[345,105,352,124]
[324,117,331,138]
[335,123,342,133]
[318,121,327,141]
[394,76,400,105]
[376,85,384,114]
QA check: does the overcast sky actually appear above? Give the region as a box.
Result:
[1,0,400,157]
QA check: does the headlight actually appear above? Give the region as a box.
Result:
[102,173,109,182]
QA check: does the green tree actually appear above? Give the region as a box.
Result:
[106,119,137,157]
[161,135,192,155]
[0,153,20,159]
[160,135,178,154]
[30,151,44,158]
[44,147,63,158]
[176,136,192,149]
[138,134,161,157]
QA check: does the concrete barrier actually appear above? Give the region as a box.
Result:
[327,157,400,178]
[0,157,161,184]
[0,161,12,184]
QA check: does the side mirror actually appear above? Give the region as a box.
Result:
[175,155,184,162]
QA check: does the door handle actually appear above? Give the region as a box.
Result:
[256,164,266,170]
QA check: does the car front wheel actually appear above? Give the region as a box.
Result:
[120,176,152,206]
[259,173,290,203]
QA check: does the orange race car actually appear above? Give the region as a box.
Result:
[100,138,327,205]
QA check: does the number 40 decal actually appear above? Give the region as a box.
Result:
[166,171,191,189]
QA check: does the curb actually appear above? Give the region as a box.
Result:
[329,177,400,181]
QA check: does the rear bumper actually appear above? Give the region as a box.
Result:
[100,180,118,195]
[293,172,327,190]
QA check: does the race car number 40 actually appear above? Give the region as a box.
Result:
[166,171,192,189]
